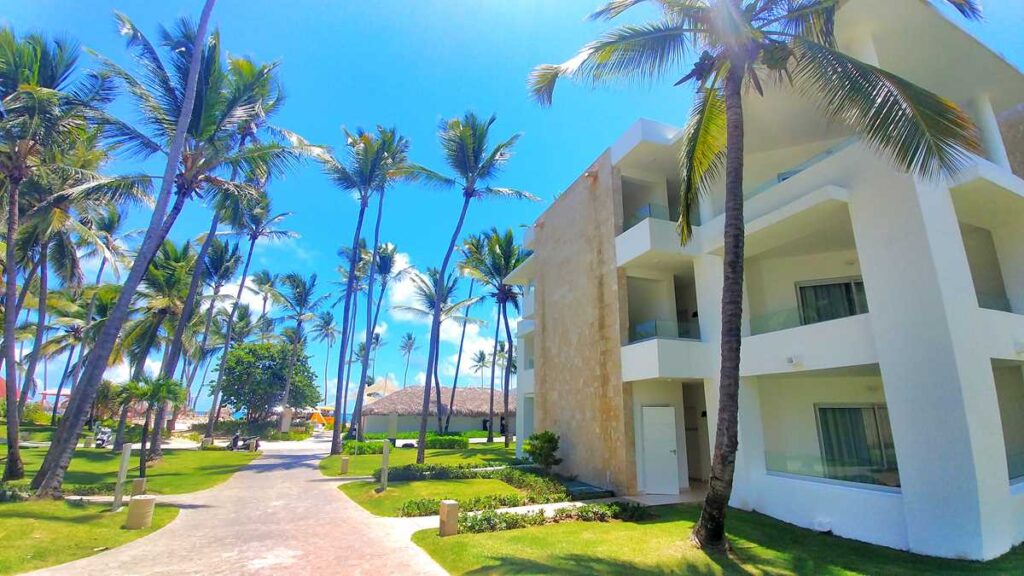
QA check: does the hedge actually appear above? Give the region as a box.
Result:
[342,441,385,455]
[459,502,653,534]
[423,436,469,449]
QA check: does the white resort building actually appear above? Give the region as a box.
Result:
[506,0,1024,562]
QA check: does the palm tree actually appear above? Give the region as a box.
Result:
[410,113,535,463]
[530,0,984,548]
[399,332,417,388]
[112,379,146,451]
[136,376,185,478]
[181,238,239,407]
[310,311,340,406]
[249,269,280,342]
[320,127,416,452]
[463,229,531,444]
[393,268,478,440]
[276,274,327,431]
[32,0,219,496]
[205,195,294,437]
[36,290,90,425]
[443,238,482,433]
[470,350,489,389]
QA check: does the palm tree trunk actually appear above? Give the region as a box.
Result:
[486,304,502,444]
[68,260,106,392]
[113,402,130,451]
[323,340,331,407]
[0,257,39,379]
[333,197,369,450]
[185,282,221,406]
[139,405,153,478]
[352,190,387,442]
[50,345,77,426]
[205,235,256,438]
[402,353,411,389]
[278,319,302,433]
[501,301,514,448]
[160,212,219,382]
[444,279,474,433]
[416,194,472,463]
[339,296,359,434]
[259,294,269,343]
[432,343,444,433]
[3,176,25,482]
[19,241,50,413]
[692,61,746,551]
[31,0,217,497]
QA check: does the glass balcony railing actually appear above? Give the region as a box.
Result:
[623,203,674,232]
[765,451,901,488]
[525,357,535,370]
[628,318,701,343]
[748,307,869,336]
[746,138,857,200]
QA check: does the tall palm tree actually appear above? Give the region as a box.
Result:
[399,332,417,388]
[310,311,339,406]
[249,269,280,342]
[181,238,239,407]
[205,195,294,437]
[136,376,184,478]
[530,0,984,548]
[320,128,412,453]
[409,113,535,463]
[443,238,482,433]
[32,0,220,496]
[276,274,327,431]
[463,229,530,444]
[393,268,478,439]
[470,350,489,389]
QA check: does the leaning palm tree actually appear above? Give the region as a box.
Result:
[274,275,328,431]
[32,0,219,496]
[463,229,530,445]
[530,0,984,549]
[249,269,281,342]
[205,194,295,437]
[393,268,478,442]
[310,311,340,406]
[398,332,417,388]
[320,128,411,453]
[470,350,489,389]
[410,113,536,463]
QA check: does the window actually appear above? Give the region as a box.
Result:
[797,277,868,326]
[816,404,899,487]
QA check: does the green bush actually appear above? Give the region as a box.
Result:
[375,463,481,482]
[200,444,227,451]
[488,468,569,501]
[189,420,275,437]
[0,482,29,502]
[524,431,562,472]
[459,509,547,533]
[343,441,385,455]
[399,493,529,517]
[268,430,311,441]
[21,403,51,426]
[423,436,469,449]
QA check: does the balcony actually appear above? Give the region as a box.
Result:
[628,318,701,343]
[523,289,535,319]
[518,367,534,394]
[741,313,877,376]
[621,337,711,382]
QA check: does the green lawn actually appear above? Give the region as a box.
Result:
[413,504,1024,575]
[340,478,521,517]
[320,444,516,477]
[0,500,178,575]
[2,446,258,495]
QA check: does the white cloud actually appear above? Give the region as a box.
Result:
[388,252,429,323]
[255,236,316,267]
[104,358,161,383]
[414,371,426,386]
[221,275,273,315]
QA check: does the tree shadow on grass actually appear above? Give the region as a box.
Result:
[465,554,732,576]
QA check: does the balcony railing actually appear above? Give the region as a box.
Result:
[623,203,675,232]
[628,318,701,343]
[749,307,869,336]
[746,138,857,201]
[525,357,535,370]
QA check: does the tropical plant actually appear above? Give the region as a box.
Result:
[205,194,294,437]
[410,113,535,463]
[319,126,415,452]
[310,311,339,406]
[137,376,184,473]
[249,269,281,342]
[219,342,319,424]
[32,0,218,496]
[399,332,417,388]
[470,350,489,389]
[530,0,985,548]
[112,379,146,451]
[275,273,328,431]
[463,228,530,445]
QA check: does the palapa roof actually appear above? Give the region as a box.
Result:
[362,386,516,418]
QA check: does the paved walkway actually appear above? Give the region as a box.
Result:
[29,437,447,576]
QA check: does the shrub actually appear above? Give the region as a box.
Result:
[343,441,385,455]
[268,430,312,441]
[0,482,29,502]
[399,493,529,517]
[375,463,480,482]
[610,502,654,521]
[459,509,547,533]
[486,468,569,501]
[423,436,469,449]
[200,444,227,451]
[524,431,562,472]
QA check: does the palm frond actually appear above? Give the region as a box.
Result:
[677,86,726,244]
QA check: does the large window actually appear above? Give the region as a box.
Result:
[816,404,899,487]
[798,277,868,326]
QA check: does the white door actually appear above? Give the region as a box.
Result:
[641,406,679,495]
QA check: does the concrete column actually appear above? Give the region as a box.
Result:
[694,254,723,451]
[731,377,766,511]
[847,158,1012,559]
[970,94,1012,170]
[992,224,1024,314]
[340,456,350,475]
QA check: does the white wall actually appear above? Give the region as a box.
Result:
[626,276,677,331]
[961,222,1009,308]
[995,365,1024,479]
[746,248,862,328]
[631,380,689,493]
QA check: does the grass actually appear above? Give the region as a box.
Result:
[320,444,517,477]
[340,478,521,517]
[0,500,178,575]
[2,446,258,495]
[412,504,1024,575]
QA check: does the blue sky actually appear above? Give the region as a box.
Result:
[5,1,1023,412]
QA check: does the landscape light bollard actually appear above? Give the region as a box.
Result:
[125,495,157,530]
[340,456,350,475]
[380,441,391,492]
[83,435,95,449]
[111,444,133,512]
[132,477,147,497]
[439,500,459,537]
[200,437,213,448]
